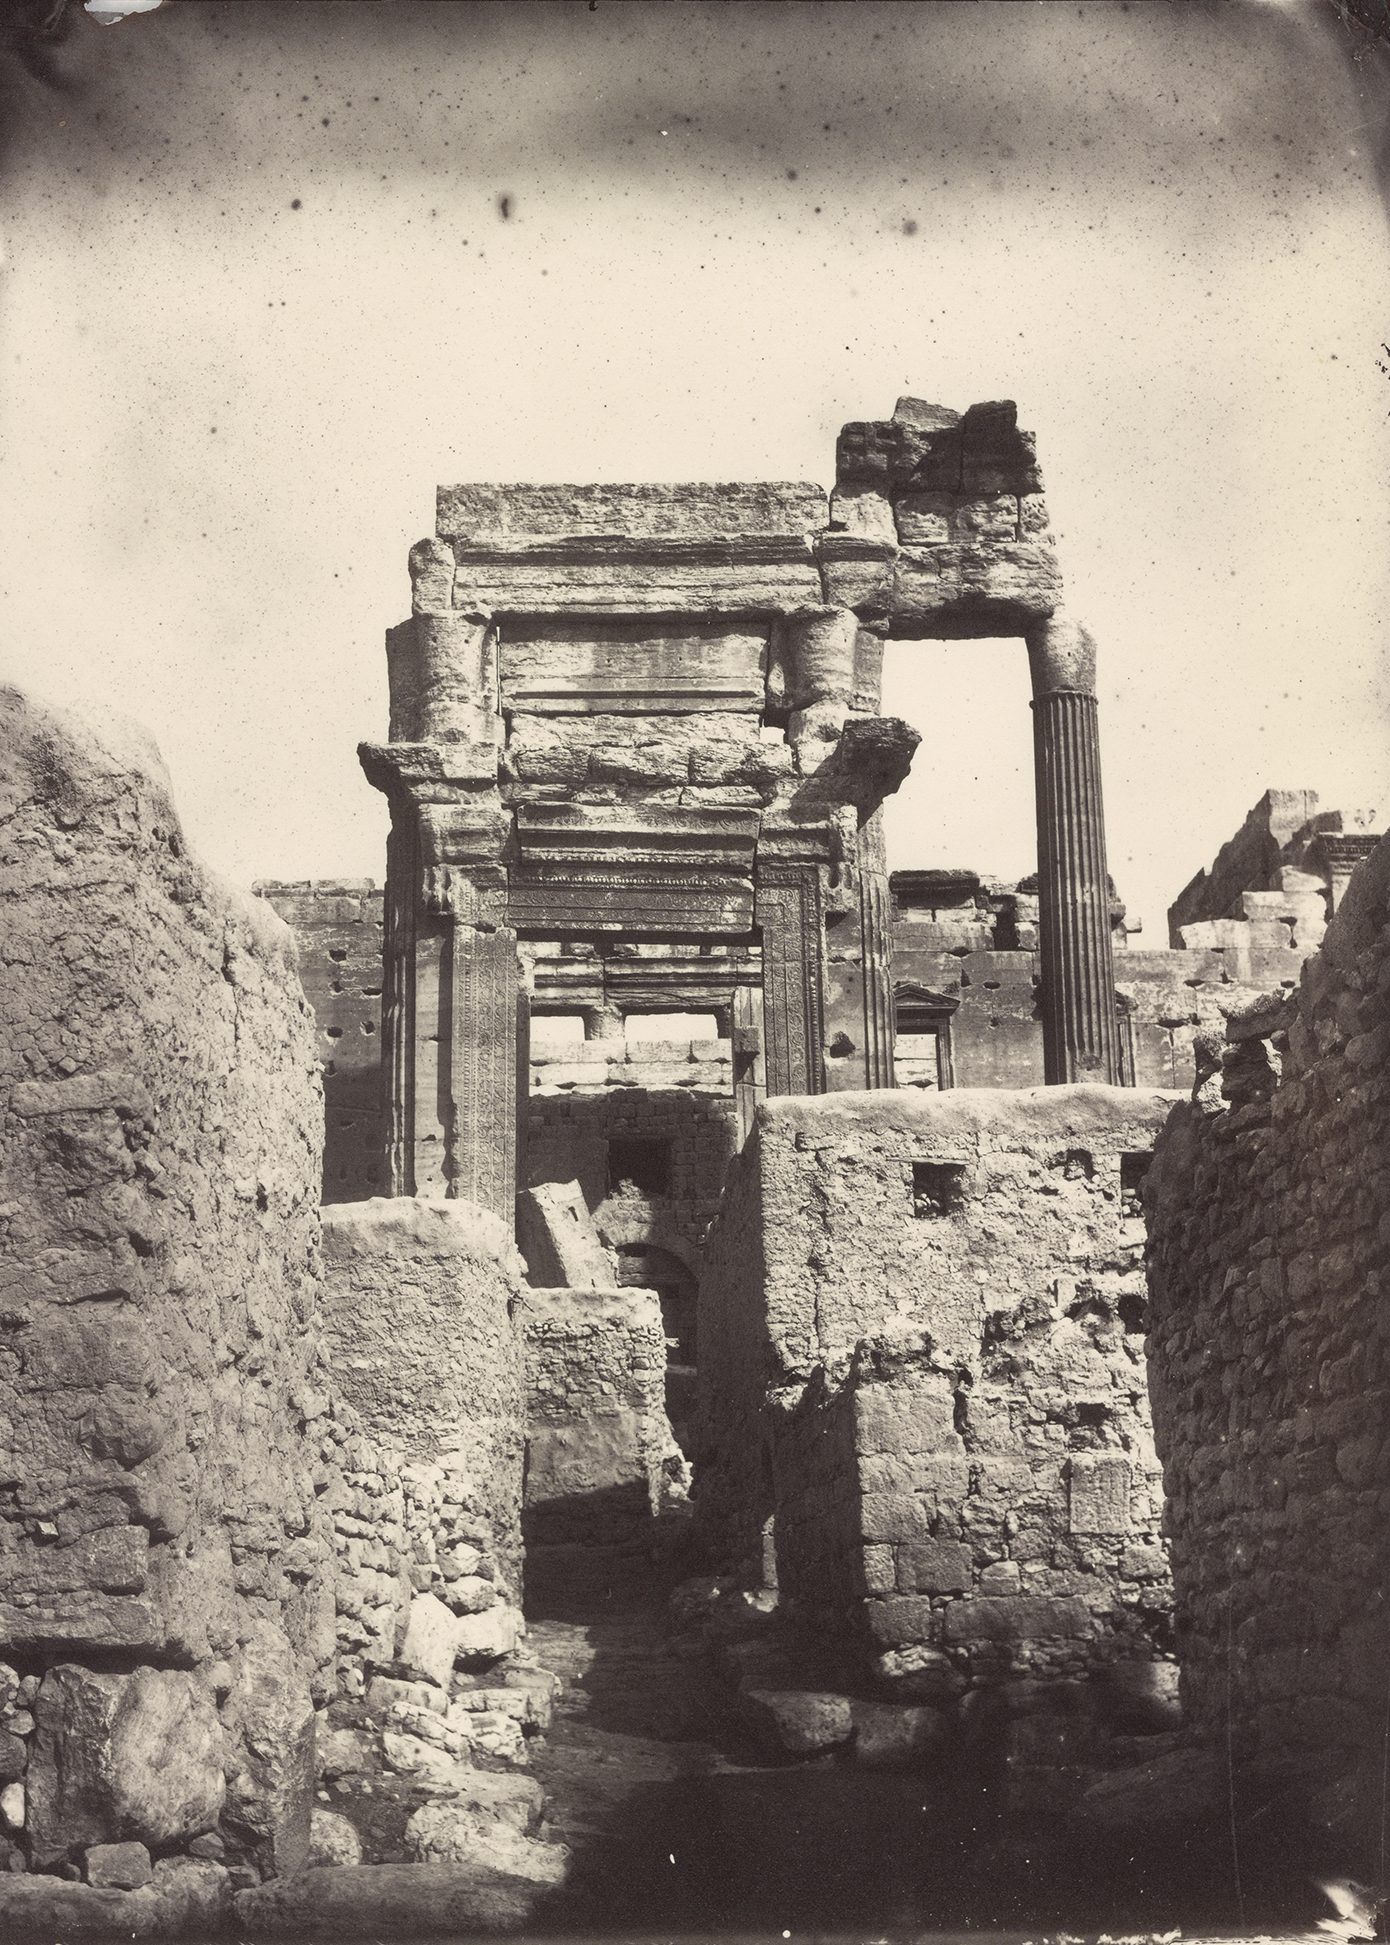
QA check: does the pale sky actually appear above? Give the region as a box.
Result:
[1,0,1388,937]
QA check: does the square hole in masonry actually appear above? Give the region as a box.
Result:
[912,1160,967,1218]
[1120,1152,1152,1221]
[607,1136,672,1198]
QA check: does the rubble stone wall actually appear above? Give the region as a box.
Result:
[1145,831,1390,1859]
[0,687,332,1879]
[697,1086,1177,1693]
[319,1199,527,1643]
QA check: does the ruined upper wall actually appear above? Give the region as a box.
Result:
[1145,830,1390,1869]
[1166,789,1381,948]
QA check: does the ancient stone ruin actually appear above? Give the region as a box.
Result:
[1,399,1386,1936]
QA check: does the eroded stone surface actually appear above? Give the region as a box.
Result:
[1146,829,1390,1871]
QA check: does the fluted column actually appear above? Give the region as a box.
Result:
[1027,615,1119,1085]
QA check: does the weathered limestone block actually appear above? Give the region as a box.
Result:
[740,1689,854,1759]
[0,1856,231,1939]
[438,483,827,614]
[399,1593,463,1689]
[84,1839,153,1889]
[517,1180,611,1289]
[405,1802,569,1884]
[233,1859,557,1938]
[28,1666,224,1866]
[221,1619,315,1876]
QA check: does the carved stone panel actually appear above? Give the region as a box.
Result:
[755,866,826,1098]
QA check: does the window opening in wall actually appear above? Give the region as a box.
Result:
[623,1011,719,1042]
[1120,1152,1151,1220]
[529,1012,587,1050]
[607,1136,672,1198]
[912,1160,967,1218]
[894,987,958,1092]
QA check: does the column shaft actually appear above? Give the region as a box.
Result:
[1031,690,1119,1084]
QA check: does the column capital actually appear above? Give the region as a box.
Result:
[1026,612,1097,698]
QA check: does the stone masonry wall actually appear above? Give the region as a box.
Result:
[523,1287,678,1549]
[697,1086,1177,1696]
[0,687,333,1885]
[1145,830,1390,1865]
[256,880,386,1204]
[319,1199,528,1668]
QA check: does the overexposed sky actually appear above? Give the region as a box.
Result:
[1,0,1387,936]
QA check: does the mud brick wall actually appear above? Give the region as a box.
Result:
[1145,832,1390,1863]
[255,880,386,1204]
[523,1287,677,1546]
[319,1199,526,1606]
[698,1085,1177,1691]
[0,687,333,1877]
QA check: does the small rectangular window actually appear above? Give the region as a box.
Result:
[607,1136,672,1197]
[912,1161,967,1218]
[1120,1153,1151,1221]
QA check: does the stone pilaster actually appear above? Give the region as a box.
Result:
[856,812,896,1090]
[755,864,826,1097]
[1027,615,1119,1085]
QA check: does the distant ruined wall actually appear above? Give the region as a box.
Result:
[0,688,332,1882]
[523,1287,675,1549]
[256,880,387,1204]
[697,1087,1176,1693]
[1145,831,1390,1863]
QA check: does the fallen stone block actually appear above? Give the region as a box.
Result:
[0,1856,230,1941]
[517,1180,610,1289]
[28,1665,224,1866]
[399,1593,462,1688]
[84,1839,152,1889]
[872,1644,969,1704]
[308,1808,363,1867]
[455,1601,521,1667]
[740,1688,854,1759]
[233,1859,559,1937]
[430,1769,544,1833]
[222,1621,316,1877]
[850,1699,948,1770]
[406,1802,569,1884]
